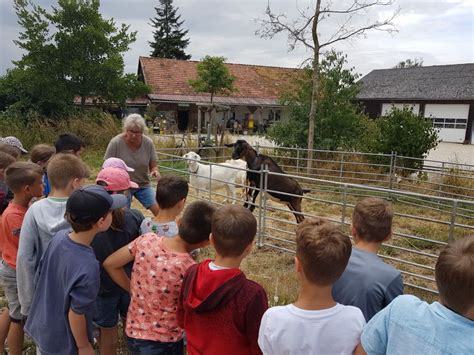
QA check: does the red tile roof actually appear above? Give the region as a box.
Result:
[139,57,302,102]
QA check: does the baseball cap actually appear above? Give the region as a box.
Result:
[1,136,28,154]
[96,167,138,192]
[102,157,134,172]
[66,185,128,224]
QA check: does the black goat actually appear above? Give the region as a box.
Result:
[226,140,308,223]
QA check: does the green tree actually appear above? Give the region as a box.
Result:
[267,51,371,151]
[149,0,191,60]
[3,0,149,115]
[372,106,439,171]
[189,56,235,145]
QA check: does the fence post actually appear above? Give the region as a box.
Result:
[296,148,300,174]
[339,153,344,180]
[260,164,269,248]
[341,184,348,228]
[257,166,265,248]
[208,163,212,202]
[448,200,458,242]
[438,162,445,197]
[388,151,395,190]
[255,142,260,155]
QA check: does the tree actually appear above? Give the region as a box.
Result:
[257,0,398,171]
[189,56,236,145]
[372,106,439,171]
[267,50,371,151]
[149,0,191,60]
[394,58,424,68]
[3,0,149,115]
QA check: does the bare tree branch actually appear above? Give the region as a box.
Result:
[320,0,394,14]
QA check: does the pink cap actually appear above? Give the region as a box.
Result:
[96,167,138,191]
[102,157,134,172]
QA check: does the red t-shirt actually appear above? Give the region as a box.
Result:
[0,202,27,269]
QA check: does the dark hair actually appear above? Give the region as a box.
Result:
[0,144,20,159]
[436,237,474,315]
[155,176,189,209]
[211,205,257,257]
[47,153,90,190]
[30,144,55,164]
[5,161,43,193]
[54,133,85,154]
[0,151,16,170]
[352,197,393,243]
[65,210,111,233]
[296,218,352,286]
[179,201,216,245]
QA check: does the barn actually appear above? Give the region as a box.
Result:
[136,57,301,133]
[356,63,474,144]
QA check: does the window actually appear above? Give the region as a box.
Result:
[431,117,467,129]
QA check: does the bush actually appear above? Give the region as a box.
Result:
[369,107,439,171]
[0,108,121,151]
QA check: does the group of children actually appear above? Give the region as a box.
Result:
[0,133,472,354]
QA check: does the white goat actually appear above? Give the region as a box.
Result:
[182,152,246,203]
[224,159,247,199]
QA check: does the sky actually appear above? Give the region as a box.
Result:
[0,0,473,77]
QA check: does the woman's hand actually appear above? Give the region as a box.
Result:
[150,169,161,182]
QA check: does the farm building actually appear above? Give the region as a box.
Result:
[357,63,474,144]
[135,57,301,132]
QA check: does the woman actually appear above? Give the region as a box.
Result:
[104,114,160,215]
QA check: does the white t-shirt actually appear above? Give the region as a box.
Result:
[258,303,365,355]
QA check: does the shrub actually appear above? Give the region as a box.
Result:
[0,108,121,151]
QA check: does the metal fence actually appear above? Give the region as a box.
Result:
[157,148,474,299]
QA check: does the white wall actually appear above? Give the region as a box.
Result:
[424,104,469,144]
[381,103,420,116]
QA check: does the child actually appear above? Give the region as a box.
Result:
[0,144,21,160]
[258,218,366,355]
[104,200,216,354]
[361,236,474,354]
[30,144,56,197]
[332,197,403,321]
[140,176,188,237]
[178,205,268,355]
[91,167,144,355]
[0,137,28,157]
[0,162,44,355]
[54,132,85,155]
[102,157,135,172]
[0,152,16,215]
[24,185,128,354]
[16,153,90,318]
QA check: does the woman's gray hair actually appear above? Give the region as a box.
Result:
[123,114,147,133]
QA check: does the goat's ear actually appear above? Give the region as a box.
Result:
[224,143,235,147]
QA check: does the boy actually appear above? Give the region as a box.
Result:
[178,205,268,355]
[361,236,474,354]
[54,133,85,155]
[332,197,403,321]
[258,218,366,355]
[30,144,56,196]
[24,185,128,354]
[140,176,189,237]
[0,162,43,355]
[104,201,216,354]
[0,152,16,215]
[16,153,90,318]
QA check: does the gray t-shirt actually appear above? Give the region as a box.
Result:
[104,133,157,187]
[140,217,179,238]
[332,247,403,321]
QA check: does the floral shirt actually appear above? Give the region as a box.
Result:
[127,233,195,342]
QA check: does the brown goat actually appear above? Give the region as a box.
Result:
[226,140,308,223]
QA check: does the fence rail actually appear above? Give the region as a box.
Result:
[157,147,474,298]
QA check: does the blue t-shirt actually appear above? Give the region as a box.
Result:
[332,247,403,321]
[25,230,99,355]
[362,295,474,354]
[42,173,51,197]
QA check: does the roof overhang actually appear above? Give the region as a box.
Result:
[148,94,284,107]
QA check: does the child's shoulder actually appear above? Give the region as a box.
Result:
[241,277,267,297]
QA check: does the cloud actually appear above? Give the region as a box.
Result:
[0,0,472,77]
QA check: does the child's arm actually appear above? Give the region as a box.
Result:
[354,343,367,355]
[103,245,134,293]
[16,209,39,317]
[68,308,94,355]
[246,288,269,355]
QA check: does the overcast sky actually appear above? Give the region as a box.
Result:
[0,0,473,77]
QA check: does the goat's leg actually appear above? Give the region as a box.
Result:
[248,189,259,212]
[288,198,305,223]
